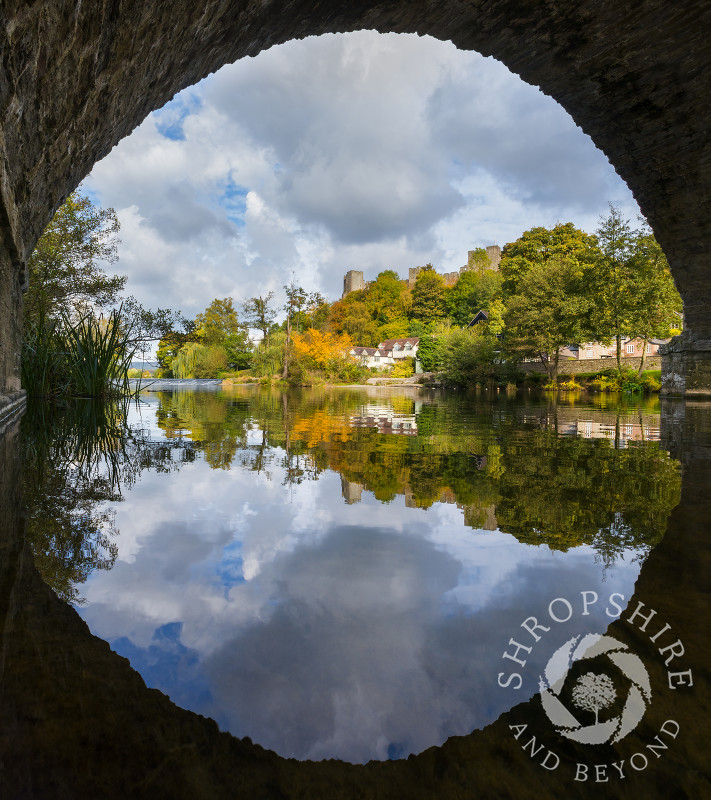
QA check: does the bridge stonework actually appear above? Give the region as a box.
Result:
[2,1,711,394]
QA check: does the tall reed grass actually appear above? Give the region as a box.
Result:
[22,306,139,398]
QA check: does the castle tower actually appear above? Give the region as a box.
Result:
[485,245,501,270]
[342,270,365,298]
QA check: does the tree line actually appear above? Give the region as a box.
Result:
[22,190,682,391]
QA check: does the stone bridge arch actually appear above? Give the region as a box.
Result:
[2,1,710,395]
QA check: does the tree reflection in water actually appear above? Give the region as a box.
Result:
[22,389,681,602]
[21,399,197,602]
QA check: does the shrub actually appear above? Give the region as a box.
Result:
[390,357,414,378]
[559,378,583,391]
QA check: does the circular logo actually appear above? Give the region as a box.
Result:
[539,633,652,744]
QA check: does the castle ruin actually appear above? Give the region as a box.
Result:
[342,245,501,298]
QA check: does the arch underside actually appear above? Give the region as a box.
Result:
[1,0,710,393]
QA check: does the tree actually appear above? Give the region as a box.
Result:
[243,292,277,345]
[499,222,599,298]
[291,329,353,370]
[627,227,683,374]
[25,190,125,326]
[327,295,379,346]
[411,266,446,321]
[504,256,595,380]
[195,297,251,369]
[156,320,197,377]
[445,269,502,326]
[282,281,308,378]
[364,270,411,324]
[173,342,229,378]
[438,326,502,386]
[589,206,682,371]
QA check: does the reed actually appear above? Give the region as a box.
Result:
[22,305,139,398]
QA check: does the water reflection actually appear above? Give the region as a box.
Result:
[21,389,682,762]
[21,400,196,602]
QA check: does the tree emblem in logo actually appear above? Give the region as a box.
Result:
[539,634,652,744]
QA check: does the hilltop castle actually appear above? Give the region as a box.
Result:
[342,246,501,298]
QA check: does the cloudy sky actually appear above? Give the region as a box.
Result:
[84,31,639,322]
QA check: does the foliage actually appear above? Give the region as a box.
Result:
[589,368,662,394]
[172,342,228,378]
[503,256,596,379]
[445,269,502,326]
[166,298,251,377]
[498,221,599,298]
[411,266,446,321]
[438,326,515,386]
[467,247,491,271]
[251,330,287,377]
[327,294,380,346]
[243,292,277,343]
[416,327,441,371]
[22,306,139,398]
[25,190,125,326]
[364,270,411,324]
[390,357,415,378]
[559,378,583,391]
[195,297,251,369]
[288,329,370,384]
[291,329,353,369]
[588,206,682,371]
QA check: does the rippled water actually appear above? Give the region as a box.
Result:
[21,387,681,763]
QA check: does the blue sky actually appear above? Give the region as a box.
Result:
[84,31,639,322]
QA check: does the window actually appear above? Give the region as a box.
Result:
[626,343,635,354]
[405,342,412,350]
[646,343,652,353]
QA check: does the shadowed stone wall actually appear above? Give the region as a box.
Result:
[1,1,711,394]
[523,355,662,376]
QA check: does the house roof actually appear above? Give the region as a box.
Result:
[378,337,419,349]
[466,310,489,327]
[352,347,390,356]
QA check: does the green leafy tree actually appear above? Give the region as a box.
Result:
[628,227,683,374]
[411,266,446,321]
[589,206,682,371]
[499,222,599,298]
[445,269,503,326]
[439,326,502,386]
[364,270,411,324]
[25,190,125,325]
[195,297,251,369]
[504,256,595,380]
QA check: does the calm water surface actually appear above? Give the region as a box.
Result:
[21,387,681,764]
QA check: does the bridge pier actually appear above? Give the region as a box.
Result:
[661,334,711,398]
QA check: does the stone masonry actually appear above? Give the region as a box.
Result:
[1,2,711,394]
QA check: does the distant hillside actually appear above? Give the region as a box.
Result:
[129,361,157,374]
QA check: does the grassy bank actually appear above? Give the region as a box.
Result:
[524,368,662,394]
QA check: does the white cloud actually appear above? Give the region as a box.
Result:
[84,31,639,320]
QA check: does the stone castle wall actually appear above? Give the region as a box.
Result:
[343,246,500,298]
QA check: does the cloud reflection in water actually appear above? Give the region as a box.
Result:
[78,448,643,763]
